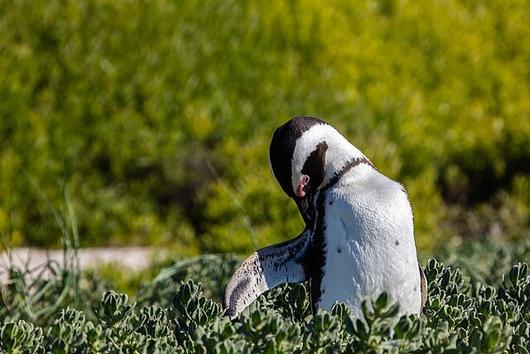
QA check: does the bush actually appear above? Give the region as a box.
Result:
[1,0,529,253]
[1,240,529,353]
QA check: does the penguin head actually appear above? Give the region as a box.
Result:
[269,117,369,223]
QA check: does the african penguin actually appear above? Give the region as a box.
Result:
[224,117,427,320]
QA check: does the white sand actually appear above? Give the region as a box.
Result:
[0,247,156,283]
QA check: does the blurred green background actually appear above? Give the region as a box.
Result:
[0,0,529,256]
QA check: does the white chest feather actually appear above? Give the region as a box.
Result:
[316,165,421,319]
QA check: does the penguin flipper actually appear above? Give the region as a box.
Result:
[224,228,312,319]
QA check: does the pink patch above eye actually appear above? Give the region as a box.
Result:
[295,175,310,198]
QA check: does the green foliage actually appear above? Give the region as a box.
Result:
[1,1,529,350]
[1,0,529,253]
[1,244,529,353]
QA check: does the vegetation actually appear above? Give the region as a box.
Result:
[1,238,529,353]
[1,1,529,350]
[1,0,529,254]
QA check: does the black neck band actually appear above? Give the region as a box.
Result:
[322,157,375,191]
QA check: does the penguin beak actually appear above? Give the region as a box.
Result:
[294,175,313,226]
[296,194,314,227]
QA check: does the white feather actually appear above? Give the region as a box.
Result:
[317,164,421,318]
[291,124,368,193]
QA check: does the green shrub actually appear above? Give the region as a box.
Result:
[1,262,528,353]
[1,241,529,353]
[1,0,529,253]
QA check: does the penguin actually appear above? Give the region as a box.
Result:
[224,116,427,320]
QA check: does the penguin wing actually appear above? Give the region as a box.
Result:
[224,228,312,319]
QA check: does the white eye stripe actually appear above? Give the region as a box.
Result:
[291,124,368,192]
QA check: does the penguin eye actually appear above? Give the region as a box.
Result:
[302,176,311,192]
[295,174,310,198]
